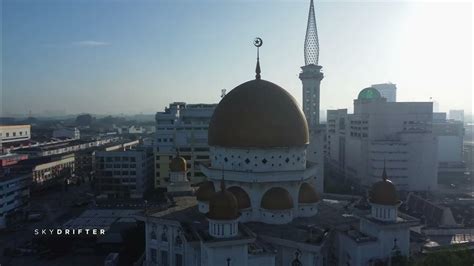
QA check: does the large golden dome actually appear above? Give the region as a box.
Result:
[261,187,294,210]
[208,79,309,148]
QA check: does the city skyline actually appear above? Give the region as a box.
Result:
[2,0,472,116]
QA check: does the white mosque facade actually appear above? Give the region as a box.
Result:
[143,1,418,265]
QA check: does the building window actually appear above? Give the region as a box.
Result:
[161,250,169,266]
[150,230,157,240]
[175,236,183,247]
[161,227,168,242]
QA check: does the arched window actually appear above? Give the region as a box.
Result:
[150,230,157,240]
[175,235,183,247]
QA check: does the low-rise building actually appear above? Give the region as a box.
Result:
[14,137,119,157]
[9,153,75,190]
[0,125,31,152]
[0,171,31,229]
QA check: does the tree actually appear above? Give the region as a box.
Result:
[412,248,474,266]
[76,114,93,126]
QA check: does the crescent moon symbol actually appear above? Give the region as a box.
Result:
[254,37,263,47]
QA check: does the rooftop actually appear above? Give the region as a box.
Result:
[146,197,359,246]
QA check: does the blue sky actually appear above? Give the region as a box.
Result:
[2,0,472,116]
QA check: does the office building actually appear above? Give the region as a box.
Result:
[371,83,397,102]
[155,102,217,188]
[94,147,154,199]
[326,87,438,191]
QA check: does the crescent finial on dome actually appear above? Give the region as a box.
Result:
[254,37,262,79]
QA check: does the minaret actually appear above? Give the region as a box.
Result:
[300,0,325,194]
[300,0,324,129]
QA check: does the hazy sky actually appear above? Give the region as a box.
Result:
[2,0,472,116]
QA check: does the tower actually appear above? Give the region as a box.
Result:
[300,0,323,129]
[300,0,325,193]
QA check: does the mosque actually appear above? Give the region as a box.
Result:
[142,1,418,265]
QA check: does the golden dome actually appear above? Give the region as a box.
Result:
[298,183,320,203]
[369,168,400,205]
[228,186,251,209]
[195,181,215,201]
[206,183,240,220]
[261,187,294,210]
[208,79,309,148]
[170,156,187,172]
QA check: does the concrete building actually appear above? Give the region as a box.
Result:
[432,115,465,182]
[326,87,438,191]
[75,139,139,181]
[15,137,119,157]
[449,109,464,122]
[0,125,31,151]
[371,83,397,102]
[7,153,75,190]
[0,171,30,229]
[53,127,80,140]
[94,147,154,199]
[155,102,217,188]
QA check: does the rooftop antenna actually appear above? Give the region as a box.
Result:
[221,89,227,99]
[253,37,263,79]
[220,167,226,191]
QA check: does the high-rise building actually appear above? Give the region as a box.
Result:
[154,102,217,188]
[432,113,465,182]
[326,87,438,191]
[371,83,397,102]
[449,109,465,122]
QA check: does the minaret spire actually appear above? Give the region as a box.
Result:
[253,37,263,79]
[304,0,319,66]
[382,159,388,181]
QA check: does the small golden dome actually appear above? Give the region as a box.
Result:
[170,156,187,172]
[208,79,309,148]
[369,168,400,205]
[195,181,215,201]
[261,187,294,210]
[228,186,251,209]
[298,183,320,203]
[206,184,240,220]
